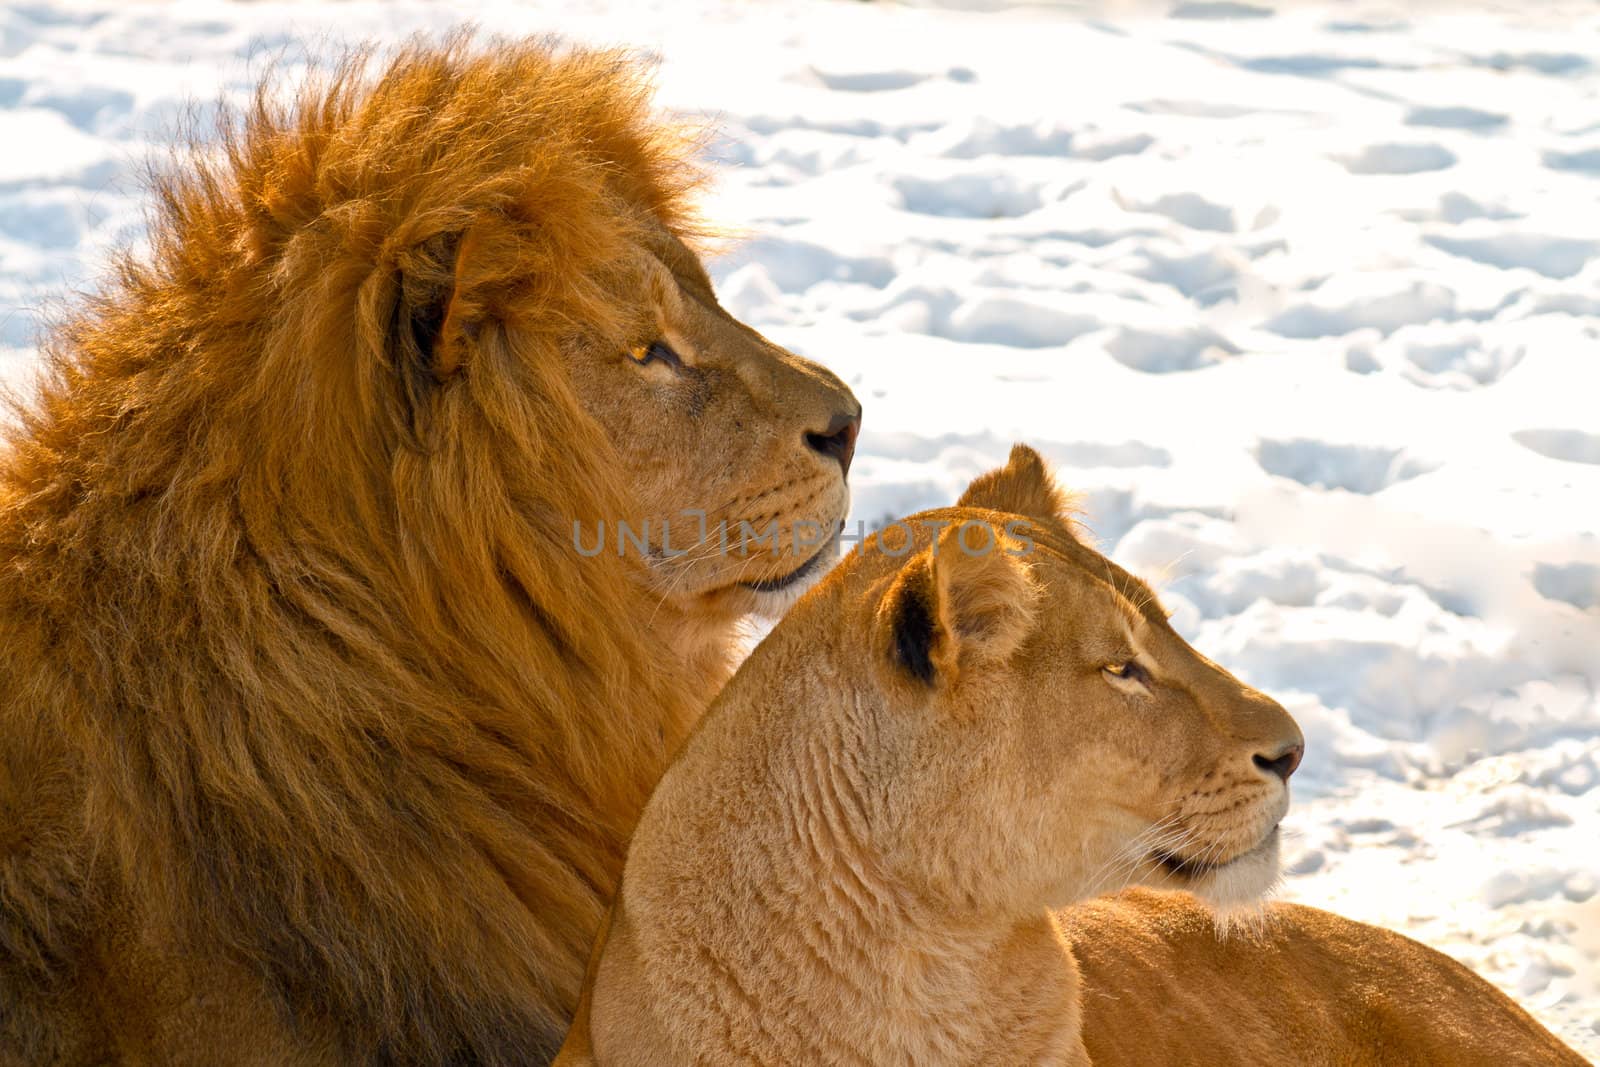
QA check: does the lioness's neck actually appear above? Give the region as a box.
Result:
[589,700,1090,1066]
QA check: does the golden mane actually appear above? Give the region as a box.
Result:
[0,38,722,1063]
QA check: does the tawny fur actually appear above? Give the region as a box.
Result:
[558,448,1589,1067]
[558,447,1305,1065]
[0,38,854,1065]
[1064,889,1590,1067]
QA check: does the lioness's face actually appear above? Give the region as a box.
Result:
[988,527,1301,910]
[818,448,1302,917]
[564,229,859,619]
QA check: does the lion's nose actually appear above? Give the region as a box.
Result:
[1253,742,1303,783]
[806,410,861,477]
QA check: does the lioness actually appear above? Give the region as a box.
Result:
[557,445,1303,1064]
[0,40,855,1065]
[555,447,1587,1066]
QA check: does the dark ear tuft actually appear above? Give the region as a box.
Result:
[958,444,1067,522]
[384,229,481,440]
[404,274,451,375]
[390,264,451,432]
[879,525,1038,689]
[888,566,939,687]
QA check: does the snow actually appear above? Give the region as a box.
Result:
[2,0,1597,1055]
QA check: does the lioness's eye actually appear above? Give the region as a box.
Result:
[629,341,683,369]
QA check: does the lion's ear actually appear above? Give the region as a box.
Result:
[958,444,1067,523]
[431,230,492,380]
[387,228,488,408]
[881,524,1037,688]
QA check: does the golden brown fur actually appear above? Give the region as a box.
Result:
[0,38,855,1065]
[557,446,1307,1065]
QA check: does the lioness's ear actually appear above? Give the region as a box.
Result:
[958,444,1068,522]
[881,524,1038,688]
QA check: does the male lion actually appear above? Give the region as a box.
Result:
[556,447,1587,1066]
[0,40,856,1065]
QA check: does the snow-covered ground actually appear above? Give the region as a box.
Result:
[3,0,1598,1055]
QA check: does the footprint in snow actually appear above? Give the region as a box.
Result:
[914,118,1073,160]
[1266,281,1458,340]
[1104,326,1238,373]
[1426,233,1599,280]
[1254,439,1438,494]
[807,67,974,93]
[715,236,893,293]
[1324,20,1409,34]
[1123,191,1235,233]
[1168,1,1273,18]
[861,430,1172,471]
[1543,147,1600,174]
[1340,142,1457,175]
[892,172,1046,219]
[939,295,1098,349]
[1244,54,1393,76]
[1531,562,1600,613]
[1405,106,1507,131]
[1511,429,1600,466]
[1347,325,1525,390]
[1432,191,1518,224]
[1073,131,1155,161]
[1121,247,1240,303]
[1470,51,1590,76]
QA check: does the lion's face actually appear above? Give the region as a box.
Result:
[814,447,1302,917]
[561,228,859,620]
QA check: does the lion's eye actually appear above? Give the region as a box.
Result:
[629,341,683,369]
[1104,661,1149,685]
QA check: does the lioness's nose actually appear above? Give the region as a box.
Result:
[806,411,861,477]
[1253,742,1303,783]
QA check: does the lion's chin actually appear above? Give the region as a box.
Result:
[1153,825,1281,912]
[737,532,843,620]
